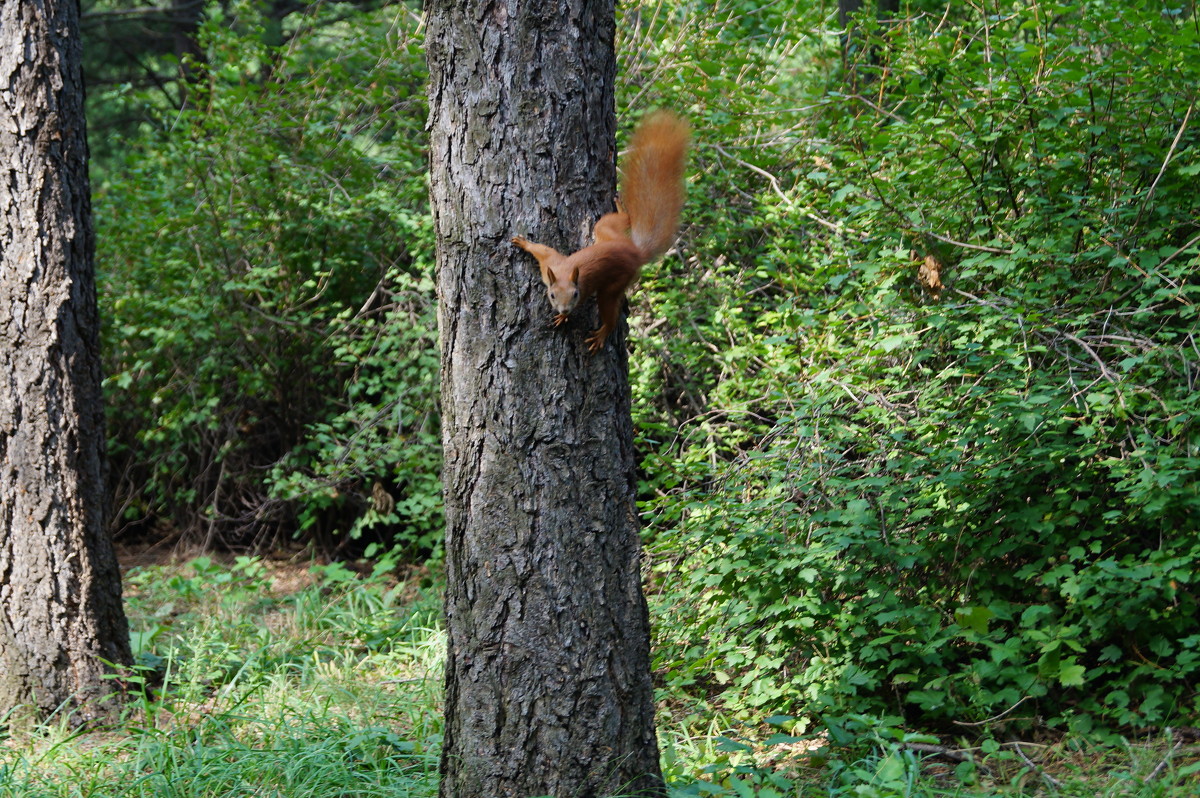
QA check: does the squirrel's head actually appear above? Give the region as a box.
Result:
[545,266,581,314]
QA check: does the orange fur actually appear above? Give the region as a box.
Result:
[512,111,690,353]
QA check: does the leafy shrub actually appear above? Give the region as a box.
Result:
[643,0,1200,731]
[95,1,440,552]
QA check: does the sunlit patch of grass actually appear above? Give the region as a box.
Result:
[0,555,442,798]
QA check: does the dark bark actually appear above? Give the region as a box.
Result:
[80,0,403,91]
[838,0,900,88]
[838,0,867,27]
[0,0,132,727]
[836,0,900,26]
[426,1,664,796]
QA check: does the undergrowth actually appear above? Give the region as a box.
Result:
[630,0,1200,738]
[2,556,1197,797]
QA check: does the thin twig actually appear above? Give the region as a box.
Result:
[712,143,843,233]
[1137,102,1194,226]
[1144,729,1184,784]
[899,742,974,763]
[1012,742,1063,790]
[952,695,1032,727]
[1156,230,1200,271]
[924,230,1012,254]
[1060,331,1121,384]
[846,93,908,123]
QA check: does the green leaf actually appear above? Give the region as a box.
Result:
[954,606,995,635]
[714,737,753,753]
[1058,663,1087,687]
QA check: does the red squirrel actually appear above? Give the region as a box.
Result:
[512,110,689,353]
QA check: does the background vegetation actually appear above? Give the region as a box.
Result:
[633,0,1200,741]
[93,0,441,555]
[6,0,1195,794]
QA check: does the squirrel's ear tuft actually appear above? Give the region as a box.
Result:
[546,266,556,283]
[570,266,580,283]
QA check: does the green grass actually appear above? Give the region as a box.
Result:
[1,556,1196,797]
[0,556,441,797]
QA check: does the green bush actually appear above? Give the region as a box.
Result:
[95,1,440,551]
[643,0,1200,731]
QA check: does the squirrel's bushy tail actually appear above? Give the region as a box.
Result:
[621,110,690,262]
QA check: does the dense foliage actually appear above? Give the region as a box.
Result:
[631,0,1200,735]
[94,1,440,553]
[89,0,1199,744]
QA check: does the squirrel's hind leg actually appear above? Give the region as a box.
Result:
[586,294,623,353]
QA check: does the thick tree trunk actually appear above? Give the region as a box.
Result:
[838,0,900,84]
[0,0,132,727]
[426,2,664,796]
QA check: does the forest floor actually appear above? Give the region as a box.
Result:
[0,549,1196,797]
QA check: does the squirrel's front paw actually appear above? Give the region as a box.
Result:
[552,312,570,328]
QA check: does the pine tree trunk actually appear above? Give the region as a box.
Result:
[426,1,664,795]
[0,0,132,727]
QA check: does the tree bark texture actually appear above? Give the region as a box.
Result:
[426,1,664,796]
[838,0,899,87]
[0,0,132,726]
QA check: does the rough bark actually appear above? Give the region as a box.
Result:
[426,1,664,796]
[837,0,867,26]
[0,0,132,727]
[838,0,900,86]
[838,0,900,24]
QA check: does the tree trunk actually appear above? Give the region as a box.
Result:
[0,0,132,728]
[837,0,901,25]
[838,0,899,88]
[838,0,866,27]
[426,2,664,796]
